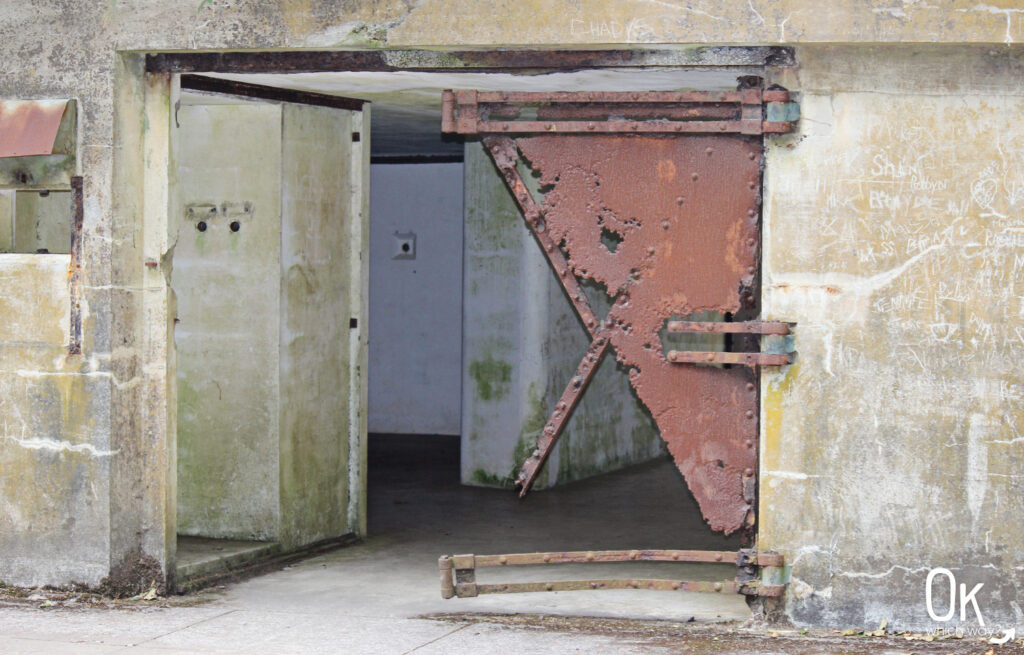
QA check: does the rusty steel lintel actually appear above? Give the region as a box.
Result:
[667,351,790,366]
[666,320,791,335]
[439,550,785,599]
[68,176,84,356]
[180,75,365,110]
[146,47,793,74]
[516,335,610,495]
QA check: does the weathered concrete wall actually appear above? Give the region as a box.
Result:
[278,103,362,549]
[388,1,1024,46]
[368,163,463,436]
[173,102,283,541]
[0,255,111,587]
[0,0,1022,613]
[461,143,663,488]
[760,46,1024,631]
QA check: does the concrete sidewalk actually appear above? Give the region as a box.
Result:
[0,596,1016,655]
[1,445,1015,654]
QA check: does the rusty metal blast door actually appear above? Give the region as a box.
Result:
[438,87,797,601]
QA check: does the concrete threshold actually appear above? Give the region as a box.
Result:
[176,536,282,582]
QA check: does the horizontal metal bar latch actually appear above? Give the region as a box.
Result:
[439,549,785,599]
[666,321,791,335]
[666,320,795,368]
[667,351,790,366]
[469,549,783,567]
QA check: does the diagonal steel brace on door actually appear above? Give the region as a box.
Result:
[482,134,620,495]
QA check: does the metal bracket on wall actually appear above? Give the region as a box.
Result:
[68,175,84,356]
[439,549,785,599]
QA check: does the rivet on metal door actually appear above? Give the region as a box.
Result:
[438,84,798,599]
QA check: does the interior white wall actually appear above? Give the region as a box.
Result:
[368,163,463,436]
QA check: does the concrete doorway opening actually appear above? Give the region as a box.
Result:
[154,53,789,618]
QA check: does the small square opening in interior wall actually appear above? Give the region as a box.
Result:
[392,231,416,260]
[0,189,71,254]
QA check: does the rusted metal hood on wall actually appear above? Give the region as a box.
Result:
[0,100,77,189]
[0,100,75,158]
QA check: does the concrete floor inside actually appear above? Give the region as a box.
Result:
[350,433,750,621]
[169,433,751,621]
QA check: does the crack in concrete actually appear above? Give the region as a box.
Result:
[130,608,239,647]
[400,622,471,655]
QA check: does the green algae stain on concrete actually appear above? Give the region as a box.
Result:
[469,357,512,401]
[469,468,514,489]
[513,383,551,487]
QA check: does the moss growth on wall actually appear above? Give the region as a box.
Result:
[468,356,512,401]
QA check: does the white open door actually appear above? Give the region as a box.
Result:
[170,76,369,571]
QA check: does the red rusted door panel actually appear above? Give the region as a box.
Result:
[442,89,798,538]
[516,135,761,534]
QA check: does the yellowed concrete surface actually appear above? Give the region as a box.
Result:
[760,47,1024,628]
[0,192,13,252]
[389,0,1024,46]
[13,191,72,255]
[0,255,112,586]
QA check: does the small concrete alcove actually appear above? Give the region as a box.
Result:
[0,190,72,255]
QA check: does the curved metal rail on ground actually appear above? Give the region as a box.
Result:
[439,549,785,599]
